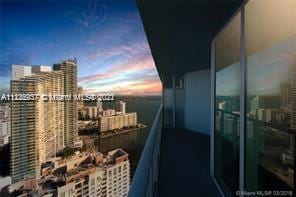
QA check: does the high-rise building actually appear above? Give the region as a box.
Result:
[53,59,78,147]
[290,67,296,129]
[119,101,126,114]
[99,112,137,132]
[280,82,291,109]
[77,86,83,95]
[250,95,280,113]
[11,65,65,184]
[10,60,78,185]
[98,100,103,112]
[83,106,98,119]
[80,97,103,120]
[102,109,116,117]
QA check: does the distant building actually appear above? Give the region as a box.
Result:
[218,101,231,112]
[257,108,266,122]
[99,112,137,132]
[98,100,103,113]
[53,59,78,148]
[265,109,277,123]
[256,108,277,123]
[119,101,126,114]
[78,86,84,95]
[0,105,10,120]
[83,106,98,119]
[0,121,10,146]
[223,114,239,137]
[102,109,116,117]
[250,95,280,113]
[0,105,10,146]
[280,82,291,109]
[291,69,296,129]
[79,100,103,120]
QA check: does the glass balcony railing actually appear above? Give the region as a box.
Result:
[128,104,163,197]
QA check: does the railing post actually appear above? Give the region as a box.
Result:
[239,6,246,194]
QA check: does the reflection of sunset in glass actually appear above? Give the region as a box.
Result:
[0,1,161,95]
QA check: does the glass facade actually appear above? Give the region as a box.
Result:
[214,13,241,195]
[213,0,296,195]
[245,0,296,192]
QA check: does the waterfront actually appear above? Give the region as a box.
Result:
[97,96,162,176]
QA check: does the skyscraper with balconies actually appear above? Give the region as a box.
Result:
[10,65,65,184]
[53,59,78,148]
[10,59,78,185]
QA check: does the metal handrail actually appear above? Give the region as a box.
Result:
[128,104,163,197]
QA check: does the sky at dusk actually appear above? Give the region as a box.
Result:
[0,0,161,95]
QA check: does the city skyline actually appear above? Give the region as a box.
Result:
[0,0,162,96]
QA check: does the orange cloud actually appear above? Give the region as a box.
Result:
[84,79,162,96]
[78,55,155,83]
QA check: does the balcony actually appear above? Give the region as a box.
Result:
[128,1,243,196]
[157,128,220,196]
[129,105,221,197]
[129,0,296,196]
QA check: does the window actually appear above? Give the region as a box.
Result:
[213,0,296,195]
[245,0,296,192]
[91,178,95,186]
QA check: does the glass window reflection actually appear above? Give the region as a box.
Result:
[214,13,241,195]
[245,0,296,192]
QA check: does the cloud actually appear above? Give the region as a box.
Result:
[84,10,146,47]
[0,0,160,96]
[82,71,159,88]
[74,0,107,31]
[78,53,156,83]
[78,50,161,96]
[88,42,149,60]
[84,79,162,96]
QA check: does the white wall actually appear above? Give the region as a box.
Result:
[184,69,211,135]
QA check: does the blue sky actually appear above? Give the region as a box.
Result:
[0,0,161,95]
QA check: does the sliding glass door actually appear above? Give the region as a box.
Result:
[213,0,296,196]
[245,0,296,193]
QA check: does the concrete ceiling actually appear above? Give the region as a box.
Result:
[137,0,243,77]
